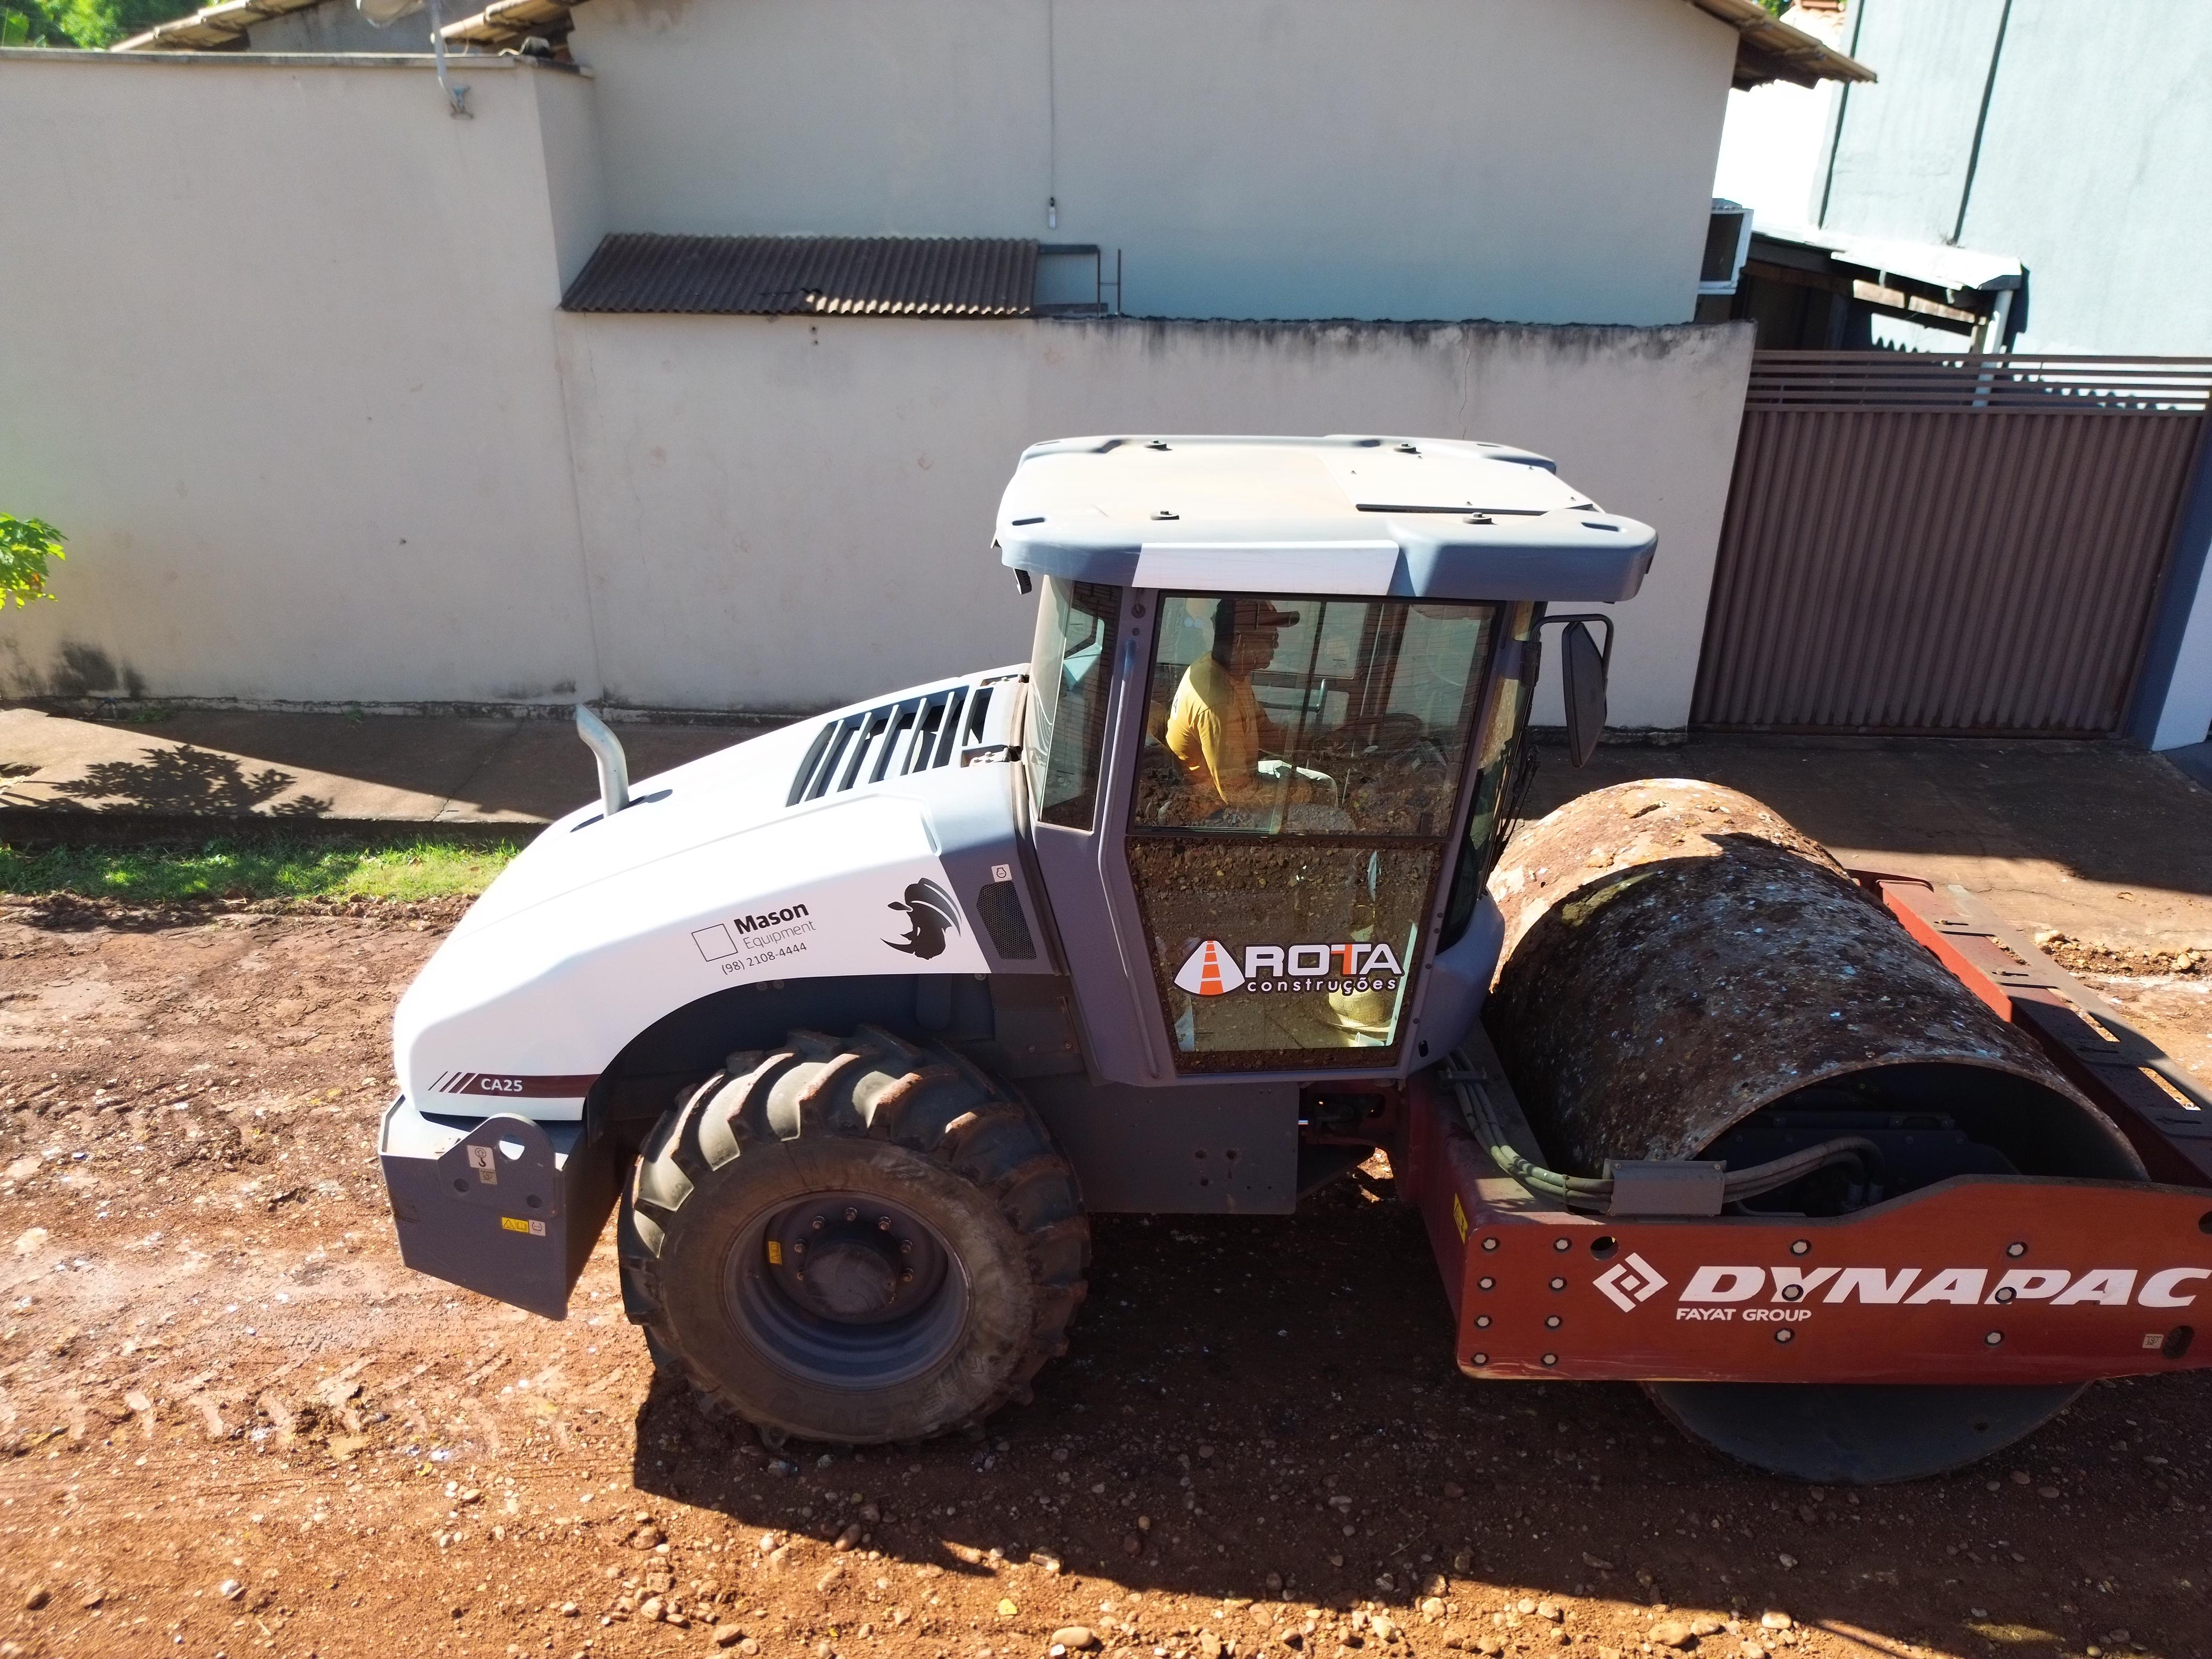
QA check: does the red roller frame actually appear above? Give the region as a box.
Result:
[1398,875,2212,1386]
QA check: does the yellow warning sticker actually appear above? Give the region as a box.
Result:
[1452,1195,1469,1242]
[500,1217,547,1236]
[767,1239,784,1266]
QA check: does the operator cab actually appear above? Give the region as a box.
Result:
[999,435,1655,1085]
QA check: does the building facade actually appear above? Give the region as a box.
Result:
[1715,0,2212,356]
[0,1,1861,724]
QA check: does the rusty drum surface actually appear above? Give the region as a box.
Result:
[1483,779,2141,1179]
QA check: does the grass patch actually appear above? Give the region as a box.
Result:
[0,832,521,906]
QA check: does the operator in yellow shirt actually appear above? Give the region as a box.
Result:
[1164,597,1337,816]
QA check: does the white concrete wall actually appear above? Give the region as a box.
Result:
[1819,0,2007,248]
[2152,565,2212,752]
[0,52,601,707]
[0,48,1751,731]
[568,0,1739,326]
[1929,0,2212,357]
[242,0,442,53]
[1803,0,2212,357]
[554,315,1754,727]
[537,53,611,287]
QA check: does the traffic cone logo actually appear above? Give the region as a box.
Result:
[1174,940,1246,996]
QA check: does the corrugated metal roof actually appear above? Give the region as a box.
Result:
[113,0,324,52]
[1685,0,1874,89]
[560,235,1040,319]
[1755,223,2021,294]
[119,0,1873,88]
[441,0,573,47]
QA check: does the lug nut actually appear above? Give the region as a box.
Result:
[845,1207,860,1222]
[793,1241,806,1255]
[811,1216,825,1230]
[900,1270,915,1284]
[878,1216,893,1231]
[899,1239,914,1254]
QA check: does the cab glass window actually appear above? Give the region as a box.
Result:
[1134,596,1492,836]
[1439,601,1539,947]
[1126,594,1499,1071]
[1027,577,1120,830]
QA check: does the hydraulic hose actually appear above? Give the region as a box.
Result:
[1443,1050,1881,1216]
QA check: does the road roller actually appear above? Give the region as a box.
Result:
[378,434,2212,1482]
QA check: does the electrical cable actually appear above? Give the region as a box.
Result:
[1444,1049,1881,1214]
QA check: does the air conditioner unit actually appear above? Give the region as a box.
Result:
[1698,199,1755,296]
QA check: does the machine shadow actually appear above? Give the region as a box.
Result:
[626,1187,1753,1591]
[618,1181,2203,1646]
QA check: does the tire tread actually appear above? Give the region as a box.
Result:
[617,1023,1088,1444]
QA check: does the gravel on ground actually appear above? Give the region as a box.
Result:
[0,902,2205,1659]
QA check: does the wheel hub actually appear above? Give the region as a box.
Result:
[805,1243,900,1317]
[728,1191,969,1389]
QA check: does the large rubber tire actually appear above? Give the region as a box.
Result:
[618,1024,1089,1445]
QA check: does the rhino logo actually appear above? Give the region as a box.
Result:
[884,878,960,960]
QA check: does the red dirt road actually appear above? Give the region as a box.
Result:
[0,906,2206,1659]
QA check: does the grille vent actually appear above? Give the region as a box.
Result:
[787,684,995,806]
[975,880,1037,960]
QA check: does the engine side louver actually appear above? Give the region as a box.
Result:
[787,683,995,806]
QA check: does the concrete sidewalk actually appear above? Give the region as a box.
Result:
[4,702,2209,953]
[1524,734,2212,956]
[0,706,769,825]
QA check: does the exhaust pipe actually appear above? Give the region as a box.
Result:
[574,704,630,819]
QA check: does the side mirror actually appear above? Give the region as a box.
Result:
[1559,618,1610,769]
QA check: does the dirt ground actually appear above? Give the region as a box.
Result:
[0,905,2207,1659]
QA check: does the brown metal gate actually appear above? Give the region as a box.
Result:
[1692,353,2212,735]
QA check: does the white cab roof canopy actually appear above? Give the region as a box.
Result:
[995,435,1656,602]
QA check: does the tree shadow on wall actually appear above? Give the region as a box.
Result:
[48,745,333,817]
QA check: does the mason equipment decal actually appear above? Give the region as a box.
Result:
[1172,939,1405,998]
[1598,1262,2210,1310]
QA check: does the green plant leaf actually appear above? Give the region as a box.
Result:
[0,514,67,605]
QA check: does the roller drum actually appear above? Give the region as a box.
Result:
[1485,780,2142,1193]
[1483,780,2147,1484]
